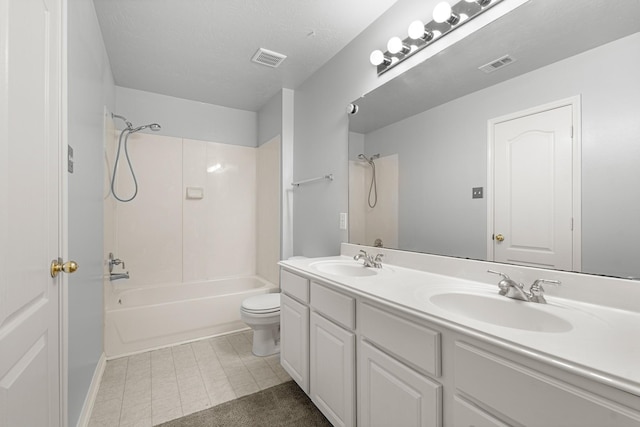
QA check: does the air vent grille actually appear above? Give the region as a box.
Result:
[251,48,287,68]
[479,55,516,73]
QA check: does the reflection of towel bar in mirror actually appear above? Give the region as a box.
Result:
[292,174,333,187]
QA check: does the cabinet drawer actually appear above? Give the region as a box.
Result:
[359,302,441,377]
[453,396,509,427]
[310,282,355,330]
[280,269,309,303]
[455,342,640,427]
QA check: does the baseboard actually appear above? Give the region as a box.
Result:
[76,352,107,427]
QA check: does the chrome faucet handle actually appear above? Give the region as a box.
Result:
[487,270,522,296]
[354,250,367,260]
[108,252,126,272]
[529,279,561,304]
[373,253,384,268]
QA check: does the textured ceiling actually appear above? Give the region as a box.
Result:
[93,0,398,111]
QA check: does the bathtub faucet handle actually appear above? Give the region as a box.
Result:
[108,252,126,272]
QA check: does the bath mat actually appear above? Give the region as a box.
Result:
[156,381,332,427]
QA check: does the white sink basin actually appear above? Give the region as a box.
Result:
[429,292,572,333]
[311,261,379,277]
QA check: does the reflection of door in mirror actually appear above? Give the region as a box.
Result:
[349,154,399,248]
[489,98,580,271]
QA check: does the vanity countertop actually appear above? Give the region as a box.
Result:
[279,255,640,397]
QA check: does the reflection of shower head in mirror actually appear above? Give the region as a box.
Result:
[357,153,380,166]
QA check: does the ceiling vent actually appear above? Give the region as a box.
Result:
[251,48,287,68]
[479,54,516,73]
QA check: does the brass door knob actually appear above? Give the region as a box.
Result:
[50,258,79,278]
[495,234,505,242]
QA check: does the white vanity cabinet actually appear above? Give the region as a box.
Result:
[279,264,640,427]
[453,341,640,427]
[309,281,356,427]
[358,302,443,427]
[280,270,310,393]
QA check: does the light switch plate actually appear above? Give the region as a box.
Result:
[340,212,348,230]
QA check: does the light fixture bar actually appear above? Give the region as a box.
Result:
[373,0,502,75]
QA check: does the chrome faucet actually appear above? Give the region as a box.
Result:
[487,270,561,304]
[487,270,530,301]
[109,272,130,281]
[354,250,384,268]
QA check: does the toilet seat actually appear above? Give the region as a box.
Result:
[241,293,280,314]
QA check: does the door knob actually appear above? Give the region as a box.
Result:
[495,234,505,242]
[50,258,79,278]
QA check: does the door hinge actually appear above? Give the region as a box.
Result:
[570,126,574,138]
[570,218,574,231]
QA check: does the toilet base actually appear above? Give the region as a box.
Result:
[250,324,280,357]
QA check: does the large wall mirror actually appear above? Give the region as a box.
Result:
[348,0,640,279]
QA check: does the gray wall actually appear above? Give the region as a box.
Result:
[258,91,283,147]
[362,33,640,277]
[67,0,115,424]
[291,0,521,256]
[116,86,257,147]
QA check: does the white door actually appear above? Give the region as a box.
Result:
[0,0,64,426]
[491,103,576,270]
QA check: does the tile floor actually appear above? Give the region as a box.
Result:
[88,331,291,427]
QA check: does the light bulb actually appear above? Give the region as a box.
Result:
[387,37,403,54]
[433,2,459,25]
[408,20,434,41]
[370,50,387,66]
[408,20,425,39]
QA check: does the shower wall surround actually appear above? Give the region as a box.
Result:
[105,131,280,288]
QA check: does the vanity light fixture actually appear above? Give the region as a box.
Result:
[370,0,501,75]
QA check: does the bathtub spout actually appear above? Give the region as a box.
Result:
[110,272,130,281]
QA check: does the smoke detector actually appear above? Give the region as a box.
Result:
[251,48,287,68]
[479,54,516,73]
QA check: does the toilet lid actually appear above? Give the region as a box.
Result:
[241,293,280,313]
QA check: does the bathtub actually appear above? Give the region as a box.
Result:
[104,275,278,357]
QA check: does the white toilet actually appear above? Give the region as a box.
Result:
[240,292,281,356]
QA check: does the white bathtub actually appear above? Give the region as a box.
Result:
[104,276,278,357]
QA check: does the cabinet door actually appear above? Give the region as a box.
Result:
[310,312,355,427]
[359,340,442,427]
[280,294,309,393]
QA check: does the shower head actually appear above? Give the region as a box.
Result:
[357,153,380,165]
[130,123,162,133]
